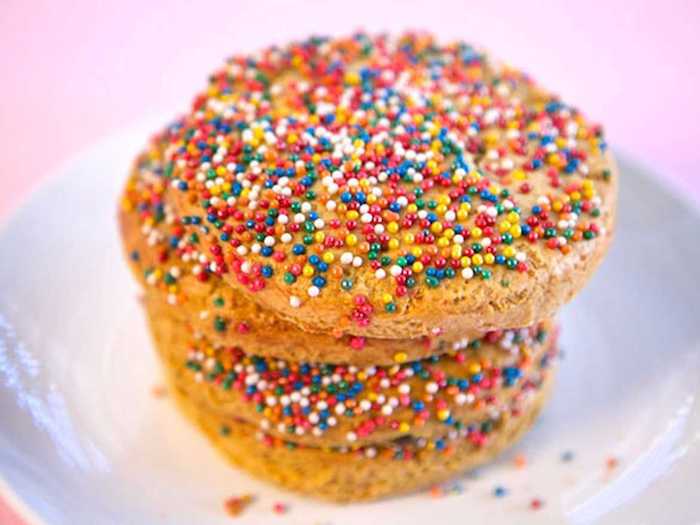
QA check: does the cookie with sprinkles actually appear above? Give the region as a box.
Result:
[121,150,551,365]
[117,29,617,504]
[151,311,555,502]
[157,31,617,339]
[145,300,556,448]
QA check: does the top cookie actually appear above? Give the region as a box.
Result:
[159,32,617,339]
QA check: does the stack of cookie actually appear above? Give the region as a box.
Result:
[119,32,616,502]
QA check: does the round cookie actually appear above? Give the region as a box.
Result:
[161,348,554,502]
[155,32,617,340]
[144,296,556,448]
[121,151,544,365]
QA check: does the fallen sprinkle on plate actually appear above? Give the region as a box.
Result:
[272,502,288,514]
[561,450,575,462]
[494,485,508,498]
[530,498,544,510]
[514,453,527,469]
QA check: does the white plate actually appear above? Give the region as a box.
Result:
[1,119,699,525]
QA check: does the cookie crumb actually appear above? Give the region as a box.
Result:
[224,494,254,517]
[151,384,168,398]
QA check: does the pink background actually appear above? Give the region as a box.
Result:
[0,0,698,522]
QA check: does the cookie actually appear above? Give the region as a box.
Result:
[160,348,554,502]
[121,159,542,365]
[144,298,556,447]
[155,32,617,339]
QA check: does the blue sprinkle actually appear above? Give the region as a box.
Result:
[494,486,508,498]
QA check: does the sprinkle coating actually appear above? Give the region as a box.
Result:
[151,31,615,337]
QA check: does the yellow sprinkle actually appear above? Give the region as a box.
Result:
[430,222,443,234]
[345,71,360,85]
[322,252,334,264]
[484,253,495,265]
[345,234,358,246]
[302,265,314,277]
[388,238,399,250]
[382,293,393,304]
[547,153,561,166]
[512,168,526,181]
[412,261,424,273]
[470,227,482,239]
[394,352,408,364]
[471,254,484,266]
[399,422,410,432]
[387,222,399,234]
